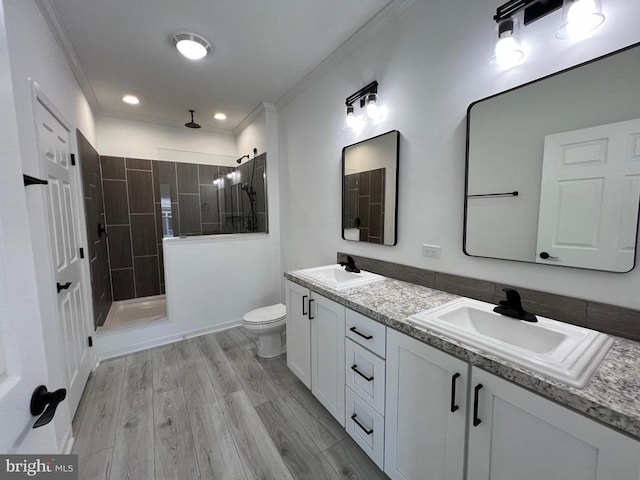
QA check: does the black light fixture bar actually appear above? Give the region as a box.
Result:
[345,81,378,107]
[494,0,563,25]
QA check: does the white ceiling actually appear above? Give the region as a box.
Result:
[44,0,393,131]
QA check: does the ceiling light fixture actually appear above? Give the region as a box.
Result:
[214,112,227,120]
[171,32,212,60]
[344,81,385,130]
[184,109,201,129]
[122,94,140,105]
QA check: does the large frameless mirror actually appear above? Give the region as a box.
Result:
[342,130,399,245]
[465,43,640,273]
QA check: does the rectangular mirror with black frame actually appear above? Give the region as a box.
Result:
[342,130,399,245]
[465,42,640,273]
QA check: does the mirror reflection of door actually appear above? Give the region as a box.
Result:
[537,119,640,271]
[342,130,399,246]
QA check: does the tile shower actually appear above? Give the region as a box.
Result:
[343,168,385,243]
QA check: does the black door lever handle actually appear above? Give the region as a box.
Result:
[56,282,72,293]
[30,385,66,429]
[97,223,108,238]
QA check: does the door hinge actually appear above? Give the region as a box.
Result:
[79,247,85,259]
[87,336,93,347]
[70,153,76,166]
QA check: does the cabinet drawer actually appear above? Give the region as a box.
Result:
[346,309,386,358]
[345,387,385,469]
[345,338,385,415]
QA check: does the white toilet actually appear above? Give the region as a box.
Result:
[242,303,286,358]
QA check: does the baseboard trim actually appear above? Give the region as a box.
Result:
[95,319,243,361]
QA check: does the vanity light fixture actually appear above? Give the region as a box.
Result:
[491,18,524,68]
[172,32,212,60]
[556,0,605,38]
[122,94,140,105]
[344,81,386,130]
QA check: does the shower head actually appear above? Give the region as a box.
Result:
[184,109,201,129]
[241,183,249,192]
[236,154,250,164]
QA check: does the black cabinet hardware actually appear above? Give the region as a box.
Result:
[97,223,108,238]
[79,247,85,259]
[468,191,518,198]
[30,385,66,429]
[70,153,76,166]
[539,251,559,260]
[56,282,72,293]
[23,174,48,187]
[351,364,374,381]
[308,299,314,320]
[349,326,373,340]
[302,295,308,316]
[473,383,483,426]
[351,413,373,435]
[88,336,93,347]
[450,372,461,412]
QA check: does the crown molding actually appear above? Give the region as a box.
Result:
[35,0,99,108]
[274,0,415,111]
[96,109,234,136]
[233,102,275,136]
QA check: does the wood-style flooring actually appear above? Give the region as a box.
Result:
[73,327,389,480]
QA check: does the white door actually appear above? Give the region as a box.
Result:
[467,367,640,480]
[36,96,92,416]
[285,280,312,388]
[385,329,469,480]
[310,293,345,426]
[537,118,640,271]
[0,4,57,452]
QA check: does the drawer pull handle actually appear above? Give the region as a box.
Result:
[351,364,374,382]
[351,413,373,435]
[349,326,373,340]
[473,383,483,427]
[308,299,315,320]
[450,372,460,413]
[302,295,308,316]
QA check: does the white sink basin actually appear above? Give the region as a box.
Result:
[408,298,613,388]
[294,264,384,291]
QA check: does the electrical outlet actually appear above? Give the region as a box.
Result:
[422,244,441,259]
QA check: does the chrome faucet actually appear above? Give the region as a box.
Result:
[339,255,360,273]
[493,288,537,322]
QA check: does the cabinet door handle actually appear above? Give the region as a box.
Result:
[351,413,373,435]
[302,295,308,316]
[351,364,374,382]
[473,383,483,426]
[450,372,461,412]
[308,299,314,320]
[349,326,373,340]
[56,282,72,293]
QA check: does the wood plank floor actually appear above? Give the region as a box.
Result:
[73,327,389,480]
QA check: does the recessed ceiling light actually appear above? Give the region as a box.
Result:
[171,33,212,61]
[214,113,227,120]
[122,95,140,105]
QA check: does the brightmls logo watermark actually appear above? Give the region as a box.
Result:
[0,455,77,480]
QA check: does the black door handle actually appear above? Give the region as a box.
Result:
[56,282,72,293]
[308,299,314,320]
[351,364,374,382]
[349,326,373,340]
[473,383,483,427]
[302,295,308,316]
[351,413,373,435]
[97,223,108,238]
[30,385,67,429]
[450,373,461,413]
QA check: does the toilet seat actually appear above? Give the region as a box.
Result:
[243,303,286,325]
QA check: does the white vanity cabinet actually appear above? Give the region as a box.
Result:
[285,280,345,425]
[384,328,469,480]
[467,367,640,480]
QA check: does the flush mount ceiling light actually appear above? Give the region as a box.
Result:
[122,94,140,105]
[344,81,386,131]
[171,32,212,60]
[184,109,201,129]
[214,112,227,120]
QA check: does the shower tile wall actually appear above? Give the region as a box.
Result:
[77,131,112,327]
[344,168,385,244]
[102,156,161,300]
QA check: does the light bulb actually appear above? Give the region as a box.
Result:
[495,36,524,67]
[365,94,379,118]
[557,0,604,38]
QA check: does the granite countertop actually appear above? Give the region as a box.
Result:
[284,271,640,440]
